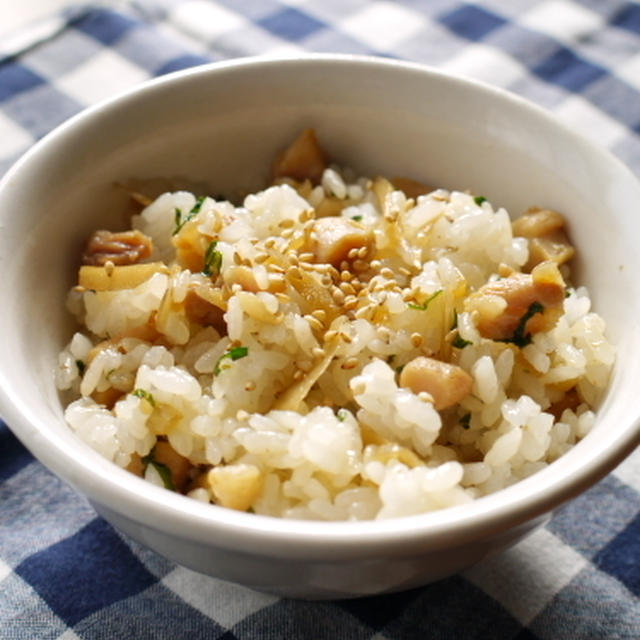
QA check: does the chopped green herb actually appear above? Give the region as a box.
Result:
[474,195,487,206]
[351,215,363,221]
[202,240,223,277]
[452,333,472,349]
[132,388,156,407]
[144,459,175,490]
[336,408,348,422]
[451,310,458,329]
[75,359,86,375]
[408,289,443,311]
[214,345,250,375]
[191,195,206,214]
[460,413,471,429]
[565,289,571,299]
[498,301,545,347]
[173,196,207,235]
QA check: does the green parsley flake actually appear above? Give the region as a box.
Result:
[460,413,471,429]
[499,301,545,347]
[173,196,207,235]
[408,289,443,311]
[132,388,156,407]
[144,458,175,490]
[214,345,249,375]
[336,409,348,422]
[452,333,472,349]
[202,240,222,277]
[351,215,363,221]
[474,195,487,206]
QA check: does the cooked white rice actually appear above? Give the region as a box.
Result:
[55,136,614,521]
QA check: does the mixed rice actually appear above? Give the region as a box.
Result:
[56,129,615,520]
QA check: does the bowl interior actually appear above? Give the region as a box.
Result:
[1,56,639,545]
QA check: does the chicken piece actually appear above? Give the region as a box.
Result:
[91,387,124,409]
[310,217,374,267]
[152,440,193,492]
[127,453,144,477]
[272,128,328,184]
[78,261,167,291]
[82,229,153,266]
[399,356,473,410]
[548,388,581,420]
[183,287,227,334]
[207,463,263,511]
[512,208,575,270]
[391,176,433,199]
[465,261,566,344]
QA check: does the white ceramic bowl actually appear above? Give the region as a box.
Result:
[0,55,638,599]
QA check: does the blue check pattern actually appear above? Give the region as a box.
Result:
[1,2,639,638]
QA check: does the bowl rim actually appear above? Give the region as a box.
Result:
[1,53,639,555]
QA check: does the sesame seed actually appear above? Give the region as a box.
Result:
[357,246,368,258]
[352,259,369,272]
[233,252,242,265]
[254,252,269,264]
[343,296,358,311]
[354,305,372,319]
[331,288,346,305]
[293,369,304,381]
[324,330,338,342]
[287,266,302,279]
[347,247,359,260]
[380,267,394,279]
[311,309,326,321]
[305,315,324,332]
[340,270,353,282]
[299,252,314,262]
[270,264,285,274]
[398,267,412,277]
[312,347,325,358]
[341,357,359,370]
[279,218,295,229]
[369,260,382,270]
[340,332,353,344]
[352,382,366,396]
[236,410,250,421]
[104,260,115,276]
[340,260,350,271]
[339,281,355,295]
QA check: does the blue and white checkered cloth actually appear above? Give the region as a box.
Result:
[1,1,639,637]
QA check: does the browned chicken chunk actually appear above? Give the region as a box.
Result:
[399,356,473,410]
[311,216,374,267]
[272,128,328,184]
[465,261,566,343]
[82,229,153,266]
[512,208,574,271]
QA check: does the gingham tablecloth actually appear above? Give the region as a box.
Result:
[1,1,639,638]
